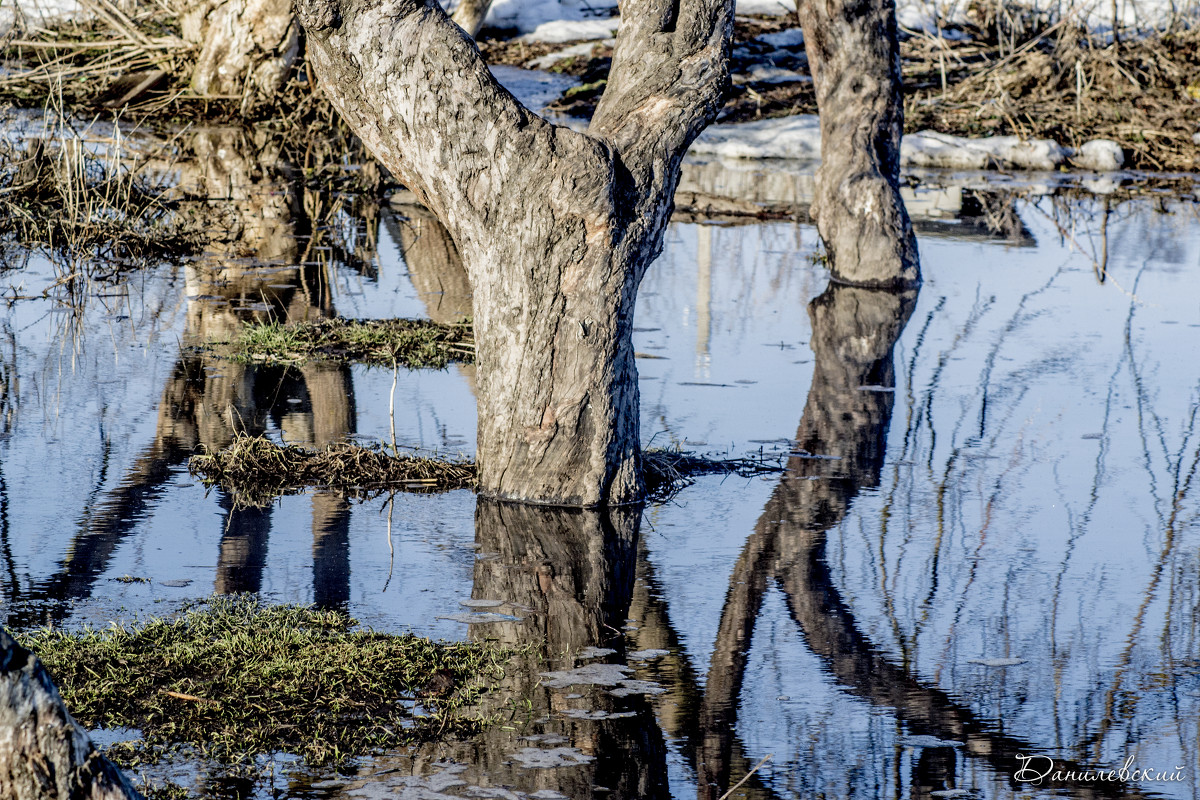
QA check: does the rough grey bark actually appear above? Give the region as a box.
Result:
[449,0,492,36]
[180,0,299,113]
[0,627,142,800]
[798,0,921,287]
[295,0,732,506]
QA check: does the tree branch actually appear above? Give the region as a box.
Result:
[297,0,614,253]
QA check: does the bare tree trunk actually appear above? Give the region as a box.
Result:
[295,0,732,506]
[180,0,299,113]
[450,0,493,36]
[798,0,921,287]
[0,628,142,800]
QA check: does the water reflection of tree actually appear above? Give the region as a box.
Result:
[627,283,1155,799]
[3,130,374,627]
[338,502,672,798]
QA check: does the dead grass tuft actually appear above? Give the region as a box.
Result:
[188,435,782,506]
[188,433,476,506]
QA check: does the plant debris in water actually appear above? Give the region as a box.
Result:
[189,435,781,505]
[642,447,785,502]
[0,136,201,269]
[226,317,475,369]
[16,596,510,768]
[188,433,476,506]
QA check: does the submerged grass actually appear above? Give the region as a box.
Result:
[16,596,512,768]
[227,317,475,369]
[189,433,476,506]
[189,434,783,506]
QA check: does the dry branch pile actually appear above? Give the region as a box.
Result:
[642,447,785,502]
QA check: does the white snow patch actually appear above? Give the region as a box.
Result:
[1070,138,1125,170]
[903,130,1067,169]
[517,17,619,42]
[733,66,810,85]
[755,27,805,48]
[736,0,797,15]
[692,115,1124,171]
[691,114,822,160]
[480,0,617,35]
[1,0,83,33]
[525,38,613,69]
[1192,131,1200,145]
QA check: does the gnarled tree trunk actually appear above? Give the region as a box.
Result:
[295,0,733,506]
[0,628,141,800]
[180,0,299,113]
[798,0,920,287]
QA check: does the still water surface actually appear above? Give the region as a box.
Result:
[1,152,1198,798]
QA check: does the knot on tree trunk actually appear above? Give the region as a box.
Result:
[293,0,341,33]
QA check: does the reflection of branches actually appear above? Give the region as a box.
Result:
[700,281,1156,799]
[1080,272,1200,756]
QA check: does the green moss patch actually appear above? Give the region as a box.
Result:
[17,597,510,768]
[227,318,474,369]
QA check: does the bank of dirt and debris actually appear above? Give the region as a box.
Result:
[3,2,1196,171]
[16,596,513,768]
[189,433,784,506]
[491,15,1200,171]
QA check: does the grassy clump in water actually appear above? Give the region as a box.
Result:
[17,596,510,768]
[229,318,474,369]
[189,433,476,506]
[190,433,783,506]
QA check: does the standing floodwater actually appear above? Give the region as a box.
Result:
[1,143,1199,798]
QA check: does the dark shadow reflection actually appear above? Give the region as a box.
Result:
[388,203,477,394]
[698,282,1155,799]
[3,129,367,628]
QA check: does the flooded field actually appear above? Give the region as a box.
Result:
[2,129,1199,799]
